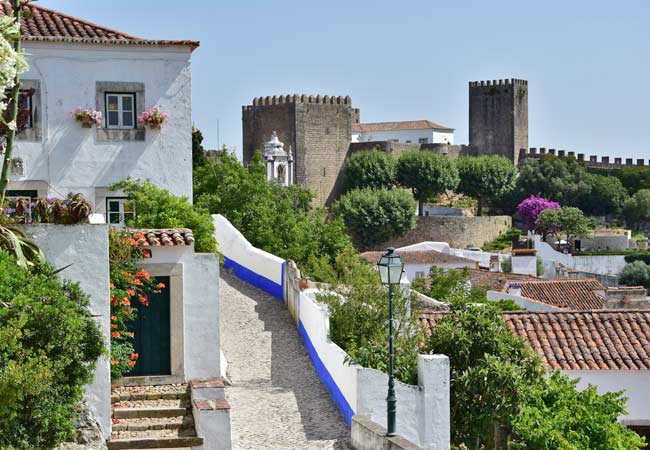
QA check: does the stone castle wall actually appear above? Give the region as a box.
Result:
[349,142,475,159]
[372,215,512,250]
[519,147,650,169]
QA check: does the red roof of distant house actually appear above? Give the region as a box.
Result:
[419,310,650,370]
[0,2,199,50]
[359,250,476,266]
[501,278,605,310]
[132,229,195,247]
[467,269,536,291]
[352,120,454,133]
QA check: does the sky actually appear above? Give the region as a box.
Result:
[43,0,650,160]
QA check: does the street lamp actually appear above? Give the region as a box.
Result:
[377,247,404,437]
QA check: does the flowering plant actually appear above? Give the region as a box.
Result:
[71,107,102,128]
[138,107,167,129]
[2,192,92,224]
[516,195,561,232]
[109,228,165,379]
[0,16,28,134]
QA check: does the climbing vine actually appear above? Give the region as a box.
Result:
[109,229,164,379]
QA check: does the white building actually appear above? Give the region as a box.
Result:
[2,2,197,225]
[351,120,454,145]
[360,249,478,281]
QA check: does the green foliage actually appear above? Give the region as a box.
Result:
[481,228,521,252]
[0,251,105,450]
[501,256,512,273]
[333,188,416,250]
[0,224,45,269]
[580,174,629,216]
[537,255,545,277]
[192,126,208,169]
[111,179,217,253]
[193,150,353,280]
[317,257,422,384]
[537,206,595,243]
[617,167,650,194]
[456,156,516,215]
[619,260,650,289]
[624,189,650,226]
[624,252,650,264]
[396,151,459,215]
[344,150,396,191]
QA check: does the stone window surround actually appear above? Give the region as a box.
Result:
[15,79,42,142]
[95,81,145,142]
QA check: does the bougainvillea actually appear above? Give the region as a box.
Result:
[109,229,164,379]
[516,195,561,231]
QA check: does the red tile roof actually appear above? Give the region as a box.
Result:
[0,2,199,50]
[502,278,605,310]
[359,250,476,266]
[419,310,650,370]
[467,269,536,291]
[352,120,454,133]
[132,229,195,247]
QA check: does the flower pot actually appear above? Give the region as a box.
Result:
[298,279,310,290]
[81,123,93,128]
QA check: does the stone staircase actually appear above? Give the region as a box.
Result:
[108,384,203,450]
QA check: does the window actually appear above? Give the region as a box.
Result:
[105,93,135,129]
[418,138,428,144]
[415,271,426,279]
[18,90,33,128]
[106,197,135,226]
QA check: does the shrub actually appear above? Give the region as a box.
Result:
[344,150,396,191]
[112,179,216,253]
[619,260,650,289]
[580,174,628,216]
[333,188,416,250]
[624,189,650,226]
[455,156,516,216]
[0,251,104,449]
[482,228,522,252]
[501,256,512,273]
[516,195,561,231]
[536,206,594,243]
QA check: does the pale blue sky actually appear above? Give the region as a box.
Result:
[44,0,650,159]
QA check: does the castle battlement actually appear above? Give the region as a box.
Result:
[469,79,528,87]
[243,94,353,110]
[519,148,648,168]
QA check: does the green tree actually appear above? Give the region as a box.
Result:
[580,174,628,216]
[515,155,591,208]
[111,179,217,253]
[0,252,105,450]
[192,126,208,169]
[396,151,459,216]
[536,206,594,244]
[333,188,416,250]
[623,189,650,226]
[344,150,396,191]
[619,260,650,289]
[617,167,650,195]
[456,156,516,215]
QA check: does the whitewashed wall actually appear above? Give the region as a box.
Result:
[352,128,454,145]
[10,41,193,209]
[213,214,285,299]
[566,371,650,423]
[22,224,111,439]
[487,291,559,311]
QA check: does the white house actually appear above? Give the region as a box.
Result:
[1,2,197,225]
[351,120,454,145]
[360,249,478,281]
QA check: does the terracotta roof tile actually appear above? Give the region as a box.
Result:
[419,310,650,370]
[467,269,537,291]
[352,120,454,133]
[132,229,195,247]
[0,2,199,50]
[502,278,605,310]
[359,250,476,266]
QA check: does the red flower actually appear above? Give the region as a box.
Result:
[127,360,136,367]
[127,289,136,296]
[130,352,139,360]
[122,298,131,306]
[111,331,120,338]
[156,282,166,289]
[111,359,119,366]
[111,315,117,321]
[109,283,115,289]
[129,332,135,337]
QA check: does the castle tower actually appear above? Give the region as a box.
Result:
[468,78,528,165]
[242,95,354,206]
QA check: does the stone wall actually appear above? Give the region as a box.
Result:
[350,415,423,450]
[373,216,512,250]
[349,142,474,160]
[469,79,528,165]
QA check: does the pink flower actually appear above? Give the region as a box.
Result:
[138,107,168,129]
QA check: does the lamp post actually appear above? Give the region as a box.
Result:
[377,247,404,437]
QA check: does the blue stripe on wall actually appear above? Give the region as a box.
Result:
[223,256,284,300]
[298,320,354,426]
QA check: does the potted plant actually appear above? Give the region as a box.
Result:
[138,107,168,130]
[71,107,102,128]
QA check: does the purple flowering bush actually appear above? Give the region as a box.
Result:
[2,193,91,224]
[517,195,561,231]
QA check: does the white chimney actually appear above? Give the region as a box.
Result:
[508,283,522,297]
[489,255,501,272]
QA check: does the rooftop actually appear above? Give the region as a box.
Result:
[359,250,476,266]
[0,2,199,50]
[467,268,537,291]
[419,310,650,370]
[352,120,454,133]
[132,229,195,247]
[502,278,605,310]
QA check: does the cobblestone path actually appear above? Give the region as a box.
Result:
[220,271,351,450]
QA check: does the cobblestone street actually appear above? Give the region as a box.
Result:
[220,271,351,450]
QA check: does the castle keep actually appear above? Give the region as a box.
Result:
[469,79,528,166]
[242,95,357,206]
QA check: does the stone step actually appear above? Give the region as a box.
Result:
[112,384,190,404]
[111,427,198,440]
[112,414,194,432]
[106,436,203,450]
[112,406,188,420]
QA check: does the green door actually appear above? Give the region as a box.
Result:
[129,276,171,376]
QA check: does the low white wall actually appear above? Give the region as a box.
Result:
[22,224,111,439]
[487,291,559,311]
[512,255,537,276]
[213,214,285,299]
[566,370,650,423]
[532,235,626,276]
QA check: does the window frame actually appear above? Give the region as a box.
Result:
[104,92,136,130]
[106,197,136,227]
[418,138,428,144]
[18,89,34,129]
